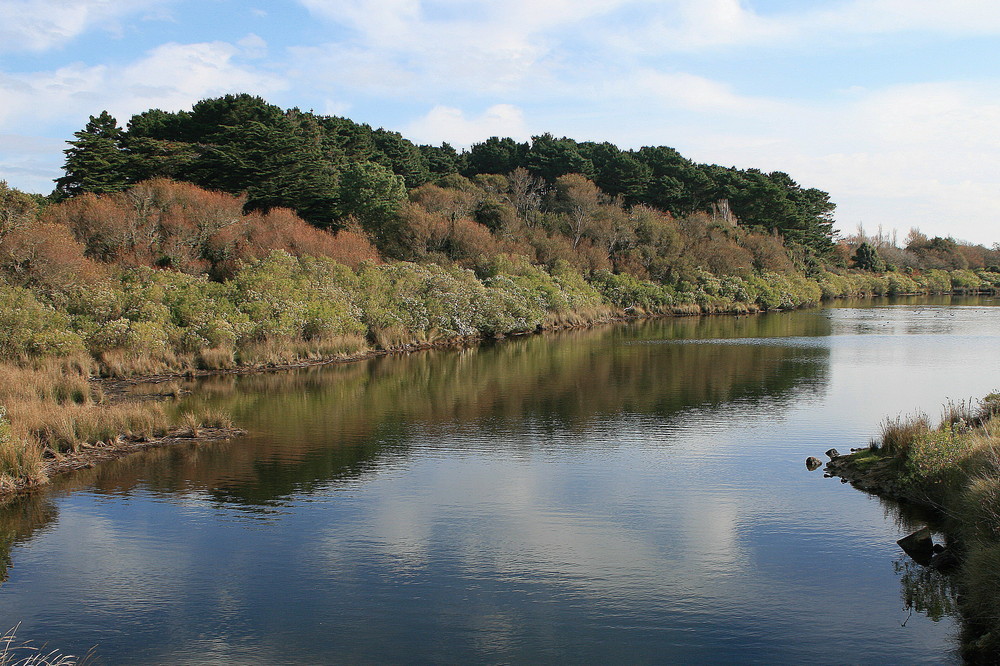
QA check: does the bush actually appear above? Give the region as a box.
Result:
[0,284,85,358]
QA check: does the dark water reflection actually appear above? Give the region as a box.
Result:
[1,297,998,663]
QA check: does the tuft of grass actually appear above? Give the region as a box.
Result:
[0,360,241,488]
[0,409,44,492]
[8,401,169,454]
[195,346,235,371]
[876,412,931,456]
[196,409,233,430]
[179,412,200,437]
[95,349,189,379]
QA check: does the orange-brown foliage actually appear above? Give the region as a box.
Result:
[956,243,988,270]
[398,203,451,257]
[740,231,796,273]
[0,221,104,291]
[43,179,380,278]
[448,217,502,263]
[206,208,380,277]
[680,213,753,275]
[409,184,477,220]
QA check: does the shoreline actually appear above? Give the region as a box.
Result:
[2,293,993,501]
[3,307,657,500]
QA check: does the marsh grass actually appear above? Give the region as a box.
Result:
[0,361,240,488]
[95,349,190,379]
[237,334,368,365]
[195,346,235,371]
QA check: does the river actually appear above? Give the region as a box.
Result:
[1,297,998,664]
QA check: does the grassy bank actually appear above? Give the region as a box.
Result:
[828,395,1000,662]
[0,359,234,493]
[1,247,997,494]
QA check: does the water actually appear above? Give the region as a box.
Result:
[1,297,998,664]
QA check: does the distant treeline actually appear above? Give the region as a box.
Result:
[55,93,836,255]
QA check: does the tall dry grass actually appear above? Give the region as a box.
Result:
[876,413,932,456]
[0,624,83,665]
[0,360,237,490]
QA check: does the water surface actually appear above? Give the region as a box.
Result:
[1,296,998,663]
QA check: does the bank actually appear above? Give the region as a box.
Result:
[825,394,1000,663]
[1,273,996,497]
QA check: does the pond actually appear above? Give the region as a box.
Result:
[1,296,998,664]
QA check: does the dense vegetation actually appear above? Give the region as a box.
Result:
[1,93,999,492]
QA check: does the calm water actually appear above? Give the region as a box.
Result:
[2,297,999,664]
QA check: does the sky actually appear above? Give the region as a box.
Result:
[1,0,998,245]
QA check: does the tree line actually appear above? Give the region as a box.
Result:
[56,94,836,255]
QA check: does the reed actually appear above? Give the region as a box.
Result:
[0,624,82,665]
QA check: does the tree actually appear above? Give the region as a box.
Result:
[527,134,593,182]
[554,174,601,248]
[56,111,128,197]
[372,129,432,187]
[337,162,407,246]
[851,242,886,272]
[419,143,460,175]
[464,137,528,175]
[507,167,545,227]
[580,142,652,204]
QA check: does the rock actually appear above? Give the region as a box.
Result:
[806,456,823,470]
[897,526,935,565]
[825,448,841,460]
[929,547,959,572]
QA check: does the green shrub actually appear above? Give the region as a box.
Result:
[0,284,84,358]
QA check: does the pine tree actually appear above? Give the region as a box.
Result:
[852,242,886,272]
[56,111,128,197]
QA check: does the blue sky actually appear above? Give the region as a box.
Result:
[1,0,998,245]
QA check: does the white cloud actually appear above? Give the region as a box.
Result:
[605,0,1000,55]
[404,104,528,147]
[117,40,286,114]
[657,80,1000,245]
[0,0,172,52]
[292,0,628,96]
[0,40,286,132]
[0,39,286,192]
[237,33,269,59]
[608,0,792,52]
[0,134,65,192]
[624,70,786,114]
[813,0,1000,35]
